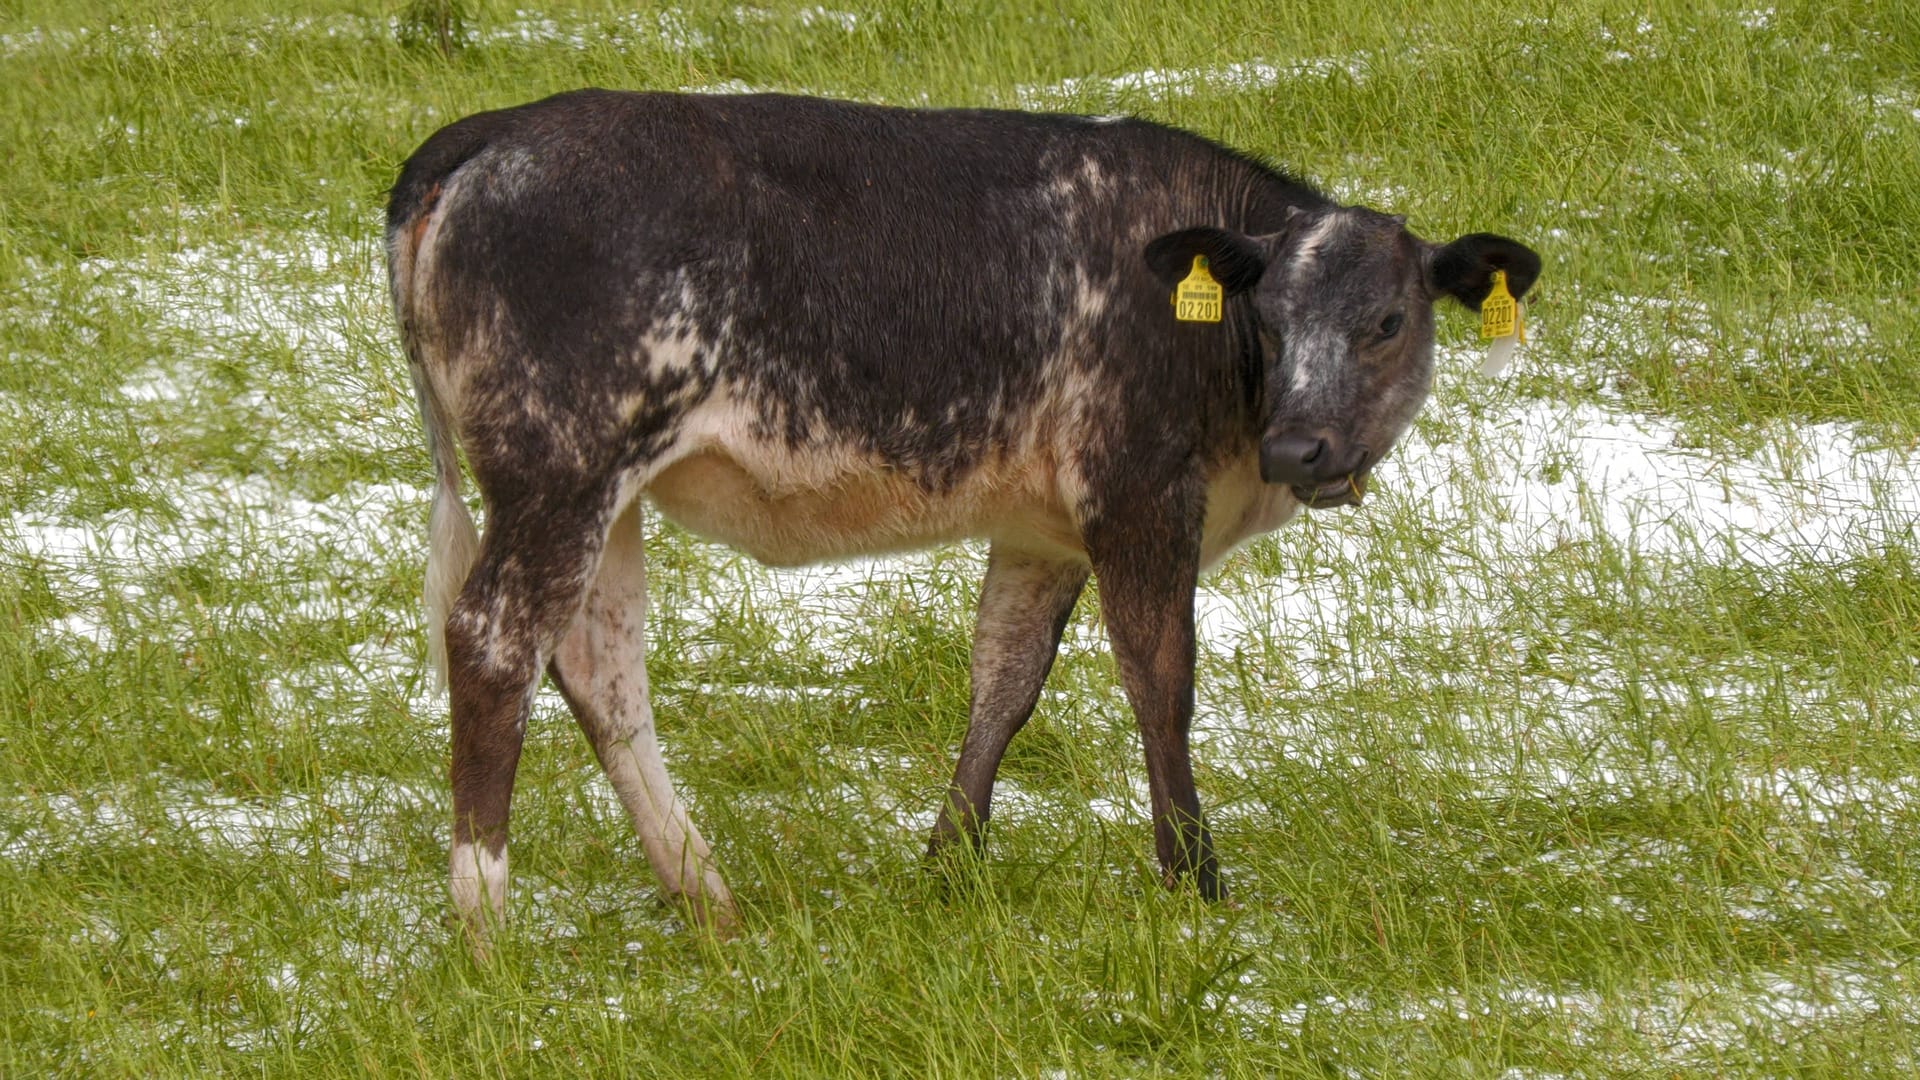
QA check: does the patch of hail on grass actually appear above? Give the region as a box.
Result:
[70,232,417,465]
[0,23,167,58]
[654,546,982,670]
[1191,363,1917,655]
[1596,16,1660,63]
[1565,292,1872,384]
[79,231,375,363]
[1186,328,1915,774]
[2,8,739,59]
[1231,963,1901,1064]
[1389,965,1890,1061]
[1856,85,1920,139]
[477,8,713,52]
[14,785,453,995]
[1324,175,1414,212]
[0,775,442,871]
[1013,53,1370,110]
[253,632,442,731]
[10,473,427,647]
[726,5,863,32]
[1452,761,1920,846]
[679,76,909,102]
[683,77,780,96]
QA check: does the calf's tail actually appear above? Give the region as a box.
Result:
[418,376,480,691]
[387,150,484,692]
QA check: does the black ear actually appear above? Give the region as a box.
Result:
[1143,227,1268,296]
[1427,233,1542,311]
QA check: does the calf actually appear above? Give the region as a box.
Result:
[385,89,1539,938]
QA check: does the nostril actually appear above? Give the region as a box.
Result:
[1260,433,1339,486]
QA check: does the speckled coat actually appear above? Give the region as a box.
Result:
[384,89,1540,940]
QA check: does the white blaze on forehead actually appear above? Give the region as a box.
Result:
[1281,211,1356,399]
[1287,327,1341,399]
[1288,211,1346,283]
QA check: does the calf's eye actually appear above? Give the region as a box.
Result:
[1379,312,1404,340]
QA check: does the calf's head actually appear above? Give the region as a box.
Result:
[1146,208,1539,507]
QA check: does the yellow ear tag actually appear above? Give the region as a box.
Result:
[1479,269,1524,376]
[1173,256,1223,323]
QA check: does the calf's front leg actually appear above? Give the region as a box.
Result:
[1087,522,1220,899]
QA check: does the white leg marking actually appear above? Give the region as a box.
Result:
[449,839,508,927]
[553,503,736,930]
[601,728,734,927]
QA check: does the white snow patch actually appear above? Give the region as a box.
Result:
[662,549,977,667]
[1016,54,1369,108]
[1419,396,1917,565]
[9,476,427,646]
[1,775,441,870]
[1193,378,1918,667]
[1186,349,1917,775]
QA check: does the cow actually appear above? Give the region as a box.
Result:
[384,89,1540,941]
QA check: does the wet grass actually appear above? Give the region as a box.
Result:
[3,0,1919,1076]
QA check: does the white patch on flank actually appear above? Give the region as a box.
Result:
[1067,267,1111,327]
[1075,156,1107,195]
[1045,157,1116,223]
[616,284,712,423]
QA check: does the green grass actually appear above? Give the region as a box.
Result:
[4,0,1919,1075]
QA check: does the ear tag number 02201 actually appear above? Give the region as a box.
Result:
[1480,269,1519,339]
[1478,268,1525,376]
[1174,256,1223,323]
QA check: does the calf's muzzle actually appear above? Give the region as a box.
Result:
[1260,430,1370,508]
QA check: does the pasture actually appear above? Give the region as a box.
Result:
[3,0,1918,1074]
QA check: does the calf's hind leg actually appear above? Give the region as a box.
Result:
[445,496,612,940]
[548,503,735,932]
[927,544,1088,861]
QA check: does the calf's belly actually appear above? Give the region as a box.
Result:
[645,450,1080,566]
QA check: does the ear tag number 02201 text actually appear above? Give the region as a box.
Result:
[1479,268,1525,376]
[1174,256,1223,323]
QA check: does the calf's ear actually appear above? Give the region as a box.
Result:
[1144,227,1268,296]
[1427,234,1541,310]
